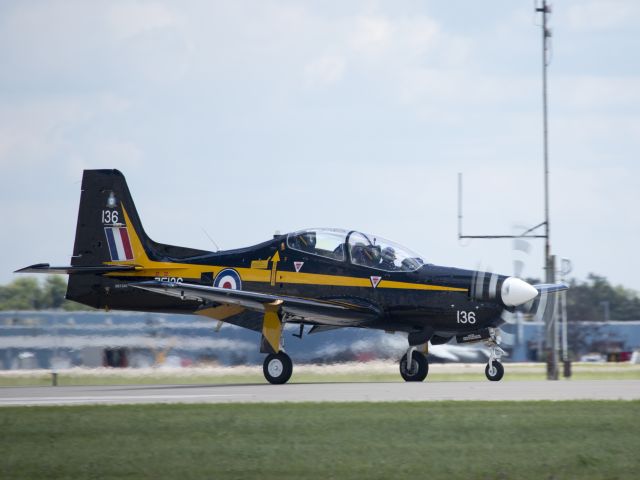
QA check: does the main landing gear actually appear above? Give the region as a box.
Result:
[263,352,293,384]
[399,346,429,382]
[260,302,296,385]
[485,330,506,381]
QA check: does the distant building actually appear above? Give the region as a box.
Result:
[0,311,639,369]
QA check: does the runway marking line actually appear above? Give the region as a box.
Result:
[0,393,253,405]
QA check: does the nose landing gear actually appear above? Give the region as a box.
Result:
[485,329,506,381]
[485,359,504,381]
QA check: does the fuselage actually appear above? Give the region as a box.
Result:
[68,230,509,338]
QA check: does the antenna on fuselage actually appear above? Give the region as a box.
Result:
[201,228,221,252]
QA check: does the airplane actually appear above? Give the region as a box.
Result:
[16,169,568,384]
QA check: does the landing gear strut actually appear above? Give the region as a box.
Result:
[485,329,506,381]
[399,347,429,382]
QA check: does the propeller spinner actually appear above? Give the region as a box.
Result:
[500,277,539,307]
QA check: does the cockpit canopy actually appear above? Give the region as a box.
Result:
[286,228,425,272]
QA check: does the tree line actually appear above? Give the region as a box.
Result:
[0,277,89,311]
[0,274,639,320]
[564,274,640,321]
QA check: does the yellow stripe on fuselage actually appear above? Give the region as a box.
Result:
[377,280,466,292]
[275,271,370,288]
[105,208,467,293]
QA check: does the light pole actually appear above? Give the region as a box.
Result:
[536,0,558,380]
[538,0,552,285]
[457,1,559,379]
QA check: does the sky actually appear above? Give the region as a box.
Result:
[0,0,638,290]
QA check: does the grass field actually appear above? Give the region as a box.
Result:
[0,362,639,386]
[0,401,638,479]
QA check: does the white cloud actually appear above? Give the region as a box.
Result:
[0,98,89,169]
[349,15,394,56]
[397,69,537,111]
[566,0,640,31]
[0,0,191,90]
[66,140,144,177]
[345,12,464,68]
[0,93,135,175]
[106,2,181,41]
[555,75,640,110]
[304,55,347,87]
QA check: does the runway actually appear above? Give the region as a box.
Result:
[1,380,639,406]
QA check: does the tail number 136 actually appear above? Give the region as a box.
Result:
[101,210,119,224]
[456,311,476,324]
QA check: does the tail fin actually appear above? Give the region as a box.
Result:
[16,169,209,309]
[71,169,146,267]
[70,169,206,267]
[64,169,207,308]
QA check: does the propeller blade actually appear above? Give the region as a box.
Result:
[512,238,532,254]
[512,237,531,278]
[537,292,559,325]
[513,259,525,278]
[500,309,517,324]
[533,283,569,294]
[499,330,516,345]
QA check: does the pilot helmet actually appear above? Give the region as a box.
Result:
[299,231,316,249]
[382,246,396,262]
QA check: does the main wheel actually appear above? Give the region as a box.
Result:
[263,352,293,384]
[485,360,504,381]
[399,351,429,382]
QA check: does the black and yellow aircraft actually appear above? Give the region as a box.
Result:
[17,170,567,384]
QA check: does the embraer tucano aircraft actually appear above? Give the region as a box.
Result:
[17,170,567,384]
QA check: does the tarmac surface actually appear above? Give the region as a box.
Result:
[1,380,639,406]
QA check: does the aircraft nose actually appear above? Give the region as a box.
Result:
[500,277,539,307]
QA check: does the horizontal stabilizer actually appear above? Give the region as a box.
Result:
[533,283,569,294]
[15,263,138,275]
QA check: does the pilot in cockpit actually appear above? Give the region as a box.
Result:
[351,243,380,267]
[294,231,316,253]
[380,246,397,270]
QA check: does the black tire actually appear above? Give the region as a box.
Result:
[485,360,504,381]
[263,352,293,385]
[399,351,429,382]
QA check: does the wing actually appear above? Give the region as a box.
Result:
[132,281,381,326]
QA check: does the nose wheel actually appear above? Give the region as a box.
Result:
[485,360,504,381]
[485,329,506,381]
[263,352,293,384]
[399,348,429,382]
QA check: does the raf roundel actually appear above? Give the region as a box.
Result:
[214,269,242,290]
